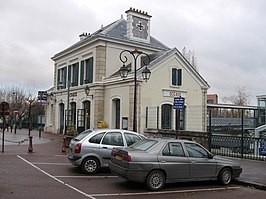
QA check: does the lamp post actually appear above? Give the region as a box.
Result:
[58,81,70,135]
[119,49,151,132]
[27,95,35,136]
[12,91,18,134]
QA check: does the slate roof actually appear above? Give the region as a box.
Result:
[53,18,170,59]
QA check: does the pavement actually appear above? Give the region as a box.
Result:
[0,128,266,191]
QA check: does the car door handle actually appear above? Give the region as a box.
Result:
[160,161,166,163]
[191,160,196,164]
[102,147,107,149]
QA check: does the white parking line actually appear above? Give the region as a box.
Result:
[31,162,71,166]
[90,186,241,197]
[17,155,96,199]
[16,155,241,198]
[55,175,118,179]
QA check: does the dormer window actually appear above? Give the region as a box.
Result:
[172,68,182,86]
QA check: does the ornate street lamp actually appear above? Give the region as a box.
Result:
[27,95,35,136]
[119,49,151,132]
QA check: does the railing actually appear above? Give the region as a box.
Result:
[210,134,266,161]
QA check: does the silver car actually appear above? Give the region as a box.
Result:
[67,129,145,174]
[109,139,242,191]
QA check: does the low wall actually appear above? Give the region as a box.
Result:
[144,128,209,148]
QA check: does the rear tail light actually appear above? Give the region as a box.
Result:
[111,149,131,162]
[123,154,131,162]
[74,143,82,153]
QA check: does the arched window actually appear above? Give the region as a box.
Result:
[70,102,76,126]
[112,98,121,129]
[161,104,172,129]
[59,103,64,134]
[84,101,91,129]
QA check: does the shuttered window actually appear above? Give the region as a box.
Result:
[172,68,182,86]
[57,67,67,89]
[85,57,93,84]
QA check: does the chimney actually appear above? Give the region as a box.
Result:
[125,7,152,43]
[79,32,88,41]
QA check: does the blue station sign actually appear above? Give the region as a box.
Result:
[173,97,185,109]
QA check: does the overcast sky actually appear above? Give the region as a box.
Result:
[0,0,265,105]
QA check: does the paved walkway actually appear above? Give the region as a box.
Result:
[1,128,265,190]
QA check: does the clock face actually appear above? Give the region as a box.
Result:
[132,16,148,39]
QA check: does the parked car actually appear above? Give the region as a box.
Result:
[67,129,146,174]
[109,139,242,191]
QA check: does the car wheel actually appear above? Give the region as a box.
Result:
[218,167,232,185]
[81,157,100,174]
[146,170,165,191]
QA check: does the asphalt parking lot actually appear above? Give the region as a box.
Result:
[1,154,264,199]
[1,129,266,199]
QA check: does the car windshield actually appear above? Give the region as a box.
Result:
[130,139,158,151]
[73,130,93,141]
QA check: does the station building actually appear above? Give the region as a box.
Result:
[44,8,209,134]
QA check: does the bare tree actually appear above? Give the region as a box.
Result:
[0,86,40,129]
[222,86,251,106]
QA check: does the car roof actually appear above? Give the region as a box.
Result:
[146,138,197,144]
[86,128,143,135]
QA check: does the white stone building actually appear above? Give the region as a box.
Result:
[45,8,209,134]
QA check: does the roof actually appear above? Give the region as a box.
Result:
[207,103,258,110]
[52,18,170,59]
[107,48,209,89]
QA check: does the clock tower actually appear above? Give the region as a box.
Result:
[126,8,152,43]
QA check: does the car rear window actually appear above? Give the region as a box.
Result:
[130,139,158,151]
[124,133,141,146]
[73,130,92,141]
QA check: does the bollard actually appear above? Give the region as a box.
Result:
[39,128,42,138]
[62,136,66,152]
[28,136,33,153]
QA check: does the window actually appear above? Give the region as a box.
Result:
[80,57,93,85]
[70,63,79,86]
[89,132,104,144]
[184,143,208,158]
[57,67,67,89]
[172,68,182,86]
[124,133,141,146]
[130,139,158,151]
[161,104,172,129]
[162,142,185,157]
[102,132,124,146]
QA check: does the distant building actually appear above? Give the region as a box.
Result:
[44,8,209,134]
[207,94,218,104]
[257,95,266,126]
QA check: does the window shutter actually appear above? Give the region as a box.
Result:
[177,69,182,86]
[88,57,93,83]
[172,68,177,86]
[68,65,71,87]
[75,62,79,86]
[57,69,61,89]
[63,67,67,88]
[80,61,84,85]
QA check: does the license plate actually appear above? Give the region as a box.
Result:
[115,155,123,161]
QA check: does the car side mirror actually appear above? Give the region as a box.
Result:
[208,153,214,159]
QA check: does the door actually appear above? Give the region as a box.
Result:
[184,143,217,178]
[158,142,190,181]
[161,104,172,129]
[100,131,124,165]
[59,103,64,134]
[112,98,120,129]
